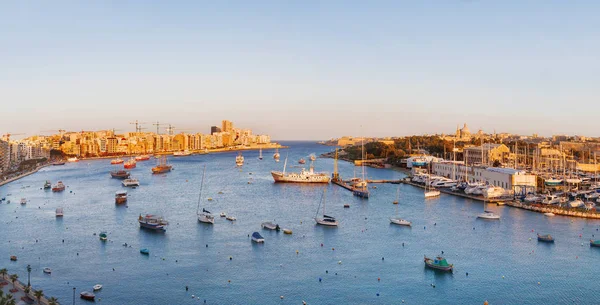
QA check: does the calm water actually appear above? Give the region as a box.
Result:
[1,141,600,304]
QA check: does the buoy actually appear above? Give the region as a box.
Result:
[377,293,380,296]
[377,277,380,281]
[296,250,299,254]
[332,247,335,250]
[538,282,541,285]
[319,278,322,282]
[381,257,384,261]
[338,260,342,264]
[326,270,328,274]
[466,272,469,276]
[321,243,323,247]
[228,280,231,283]
[229,256,233,260]
[502,275,505,279]
[280,296,284,299]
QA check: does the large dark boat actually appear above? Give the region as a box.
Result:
[537,233,554,243]
[110,170,130,179]
[80,291,95,301]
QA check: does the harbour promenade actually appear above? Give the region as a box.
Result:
[0,164,50,187]
[1,273,55,305]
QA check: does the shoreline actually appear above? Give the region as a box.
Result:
[0,164,51,188]
[0,273,54,305]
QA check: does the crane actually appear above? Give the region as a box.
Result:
[2,133,25,142]
[152,121,166,135]
[130,120,148,133]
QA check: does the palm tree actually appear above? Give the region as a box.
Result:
[33,290,44,305]
[47,297,58,305]
[0,290,16,305]
[8,274,18,289]
[0,268,7,281]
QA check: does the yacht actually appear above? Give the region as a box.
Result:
[432,179,457,188]
[390,218,411,226]
[198,209,215,224]
[524,194,543,203]
[236,152,244,166]
[124,158,137,169]
[67,157,79,162]
[173,150,191,157]
[135,155,151,161]
[122,178,140,187]
[569,199,585,208]
[138,214,168,232]
[52,181,66,192]
[544,178,563,186]
[483,186,505,199]
[477,211,500,220]
[314,188,338,226]
[271,158,330,183]
[110,158,124,165]
[542,194,562,205]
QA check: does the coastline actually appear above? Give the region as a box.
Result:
[0,164,51,187]
[0,273,54,305]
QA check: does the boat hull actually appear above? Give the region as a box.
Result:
[390,218,411,226]
[152,166,172,174]
[139,222,166,232]
[271,171,330,183]
[315,218,339,226]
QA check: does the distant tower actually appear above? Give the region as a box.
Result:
[221,120,233,133]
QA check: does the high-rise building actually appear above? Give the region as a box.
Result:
[222,120,233,133]
[211,126,222,135]
[106,137,118,154]
[0,139,9,175]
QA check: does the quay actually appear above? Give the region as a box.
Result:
[0,272,56,305]
[399,179,507,203]
[506,201,600,219]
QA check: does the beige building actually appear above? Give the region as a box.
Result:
[432,161,537,191]
[464,143,510,166]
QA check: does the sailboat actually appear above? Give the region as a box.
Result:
[390,192,411,226]
[424,163,440,198]
[197,165,215,224]
[352,137,370,198]
[152,155,172,174]
[258,147,263,160]
[477,200,500,220]
[273,148,280,162]
[314,188,338,226]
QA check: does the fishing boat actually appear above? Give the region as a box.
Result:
[258,147,263,160]
[173,150,191,157]
[121,178,140,187]
[80,291,95,301]
[314,188,338,226]
[298,158,306,164]
[537,233,554,243]
[124,158,137,169]
[67,157,79,162]
[110,158,124,165]
[43,180,52,189]
[93,284,103,291]
[271,157,330,183]
[110,170,130,179]
[99,231,107,241]
[20,198,26,205]
[138,214,168,232]
[261,222,280,231]
[43,267,52,274]
[251,232,264,243]
[197,166,215,224]
[140,248,150,255]
[226,215,236,221]
[152,155,172,174]
[590,240,600,248]
[115,191,127,204]
[273,148,280,162]
[235,152,244,166]
[52,181,66,192]
[424,255,453,272]
[55,207,64,217]
[135,155,151,161]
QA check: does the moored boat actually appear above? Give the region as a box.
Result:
[110,158,124,165]
[544,212,555,217]
[273,148,280,162]
[477,211,500,220]
[52,161,66,166]
[122,178,140,187]
[590,240,600,248]
[173,150,191,157]
[80,291,95,301]
[135,155,151,161]
[537,233,554,243]
[235,152,244,166]
[152,155,172,174]
[43,180,52,189]
[20,198,26,205]
[124,158,137,169]
[140,248,150,255]
[198,209,215,224]
[52,181,66,192]
[271,157,330,183]
[424,255,453,272]
[390,218,411,226]
[226,215,236,221]
[138,214,168,232]
[115,191,127,204]
[93,284,103,291]
[314,188,338,226]
[261,222,280,231]
[10,255,17,261]
[110,170,130,179]
[252,232,264,243]
[298,158,306,164]
[55,207,64,217]
[43,267,52,274]
[67,157,79,162]
[99,231,107,241]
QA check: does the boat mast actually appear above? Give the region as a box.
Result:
[196,165,206,215]
[315,188,325,218]
[283,154,288,175]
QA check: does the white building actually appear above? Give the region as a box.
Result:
[432,161,537,191]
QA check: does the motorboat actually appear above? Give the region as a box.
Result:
[590,240,600,248]
[93,284,103,291]
[226,215,236,221]
[43,267,52,274]
[236,152,244,166]
[432,180,457,188]
[99,231,107,241]
[110,170,130,179]
[424,255,453,272]
[261,222,280,231]
[43,180,52,189]
[544,178,563,186]
[122,178,140,187]
[524,194,543,203]
[309,154,316,161]
[80,292,95,301]
[115,191,127,204]
[220,212,227,217]
[251,232,264,243]
[298,158,306,164]
[110,158,124,165]
[20,198,26,205]
[542,195,561,205]
[483,186,505,199]
[140,248,150,255]
[283,228,292,234]
[10,256,17,261]
[52,181,66,192]
[124,158,137,169]
[173,150,191,157]
[544,212,555,217]
[135,155,151,161]
[569,199,585,208]
[390,218,411,226]
[138,214,168,232]
[537,234,554,243]
[424,190,441,198]
[55,207,64,217]
[67,157,79,163]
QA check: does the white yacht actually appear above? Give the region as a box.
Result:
[477,211,500,220]
[122,178,140,187]
[542,195,562,205]
[198,209,215,224]
[271,158,330,183]
[390,218,411,226]
[314,188,338,226]
[569,199,585,208]
[483,186,505,199]
[235,152,244,166]
[173,150,191,157]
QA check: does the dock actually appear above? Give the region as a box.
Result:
[399,180,507,203]
[506,201,600,219]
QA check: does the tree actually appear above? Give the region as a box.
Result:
[9,274,18,289]
[47,297,58,305]
[0,290,17,305]
[33,290,44,304]
[0,268,7,280]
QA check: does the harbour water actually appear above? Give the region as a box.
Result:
[1,141,600,304]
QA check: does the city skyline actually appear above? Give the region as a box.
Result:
[2,1,600,140]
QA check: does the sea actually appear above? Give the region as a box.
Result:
[1,141,599,304]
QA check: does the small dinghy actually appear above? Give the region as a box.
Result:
[283,229,292,234]
[140,248,150,255]
[43,267,52,274]
[93,284,103,291]
[261,222,280,231]
[220,212,227,217]
[226,215,236,221]
[537,233,554,243]
[251,232,264,243]
[80,291,95,301]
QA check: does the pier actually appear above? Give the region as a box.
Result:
[399,180,507,203]
[506,201,600,219]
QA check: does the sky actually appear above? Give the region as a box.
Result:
[1,1,599,140]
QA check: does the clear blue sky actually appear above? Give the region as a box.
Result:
[1,1,599,140]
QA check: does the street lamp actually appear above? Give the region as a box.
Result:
[26,264,31,287]
[72,287,76,305]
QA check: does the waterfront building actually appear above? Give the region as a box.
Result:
[432,161,537,191]
[211,126,221,135]
[0,139,9,174]
[222,120,234,133]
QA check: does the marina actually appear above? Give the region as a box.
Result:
[1,142,600,304]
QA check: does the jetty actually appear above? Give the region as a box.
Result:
[506,201,600,219]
